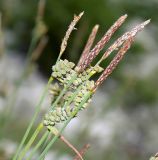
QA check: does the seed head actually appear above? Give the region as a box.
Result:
[77,24,99,66]
[78,14,128,72]
[58,12,84,60]
[98,19,151,64]
[93,37,133,92]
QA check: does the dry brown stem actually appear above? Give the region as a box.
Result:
[73,144,90,160]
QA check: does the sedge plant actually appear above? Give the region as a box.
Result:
[13,11,150,160]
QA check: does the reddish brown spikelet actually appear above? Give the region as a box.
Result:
[100,19,150,61]
[77,25,99,66]
[93,37,133,92]
[78,14,127,72]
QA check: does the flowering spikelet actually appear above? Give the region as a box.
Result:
[59,12,84,60]
[43,13,150,129]
[44,80,94,126]
[77,25,99,67]
[78,14,127,72]
[98,19,150,63]
[93,37,134,92]
[51,59,103,88]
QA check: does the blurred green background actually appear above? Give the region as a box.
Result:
[0,0,158,160]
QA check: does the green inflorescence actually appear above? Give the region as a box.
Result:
[43,59,103,127]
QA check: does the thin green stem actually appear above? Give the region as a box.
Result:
[40,131,51,151]
[12,77,53,160]
[38,92,92,159]
[26,131,49,160]
[39,85,81,159]
[56,53,62,63]
[95,57,103,66]
[17,123,44,160]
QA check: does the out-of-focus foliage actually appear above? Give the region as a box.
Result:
[0,0,158,160]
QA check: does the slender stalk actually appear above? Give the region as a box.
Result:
[38,92,92,159]
[17,123,44,160]
[12,77,53,160]
[39,131,52,160]
[48,127,84,160]
[26,131,49,160]
[40,131,51,151]
[73,144,90,160]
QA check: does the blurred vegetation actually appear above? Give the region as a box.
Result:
[0,0,157,74]
[0,0,158,160]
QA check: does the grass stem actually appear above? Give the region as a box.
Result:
[17,123,44,160]
[26,131,49,160]
[12,77,53,160]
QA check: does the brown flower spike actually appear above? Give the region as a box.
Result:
[98,19,150,64]
[75,15,150,91]
[93,36,133,92]
[78,14,128,72]
[77,24,99,66]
